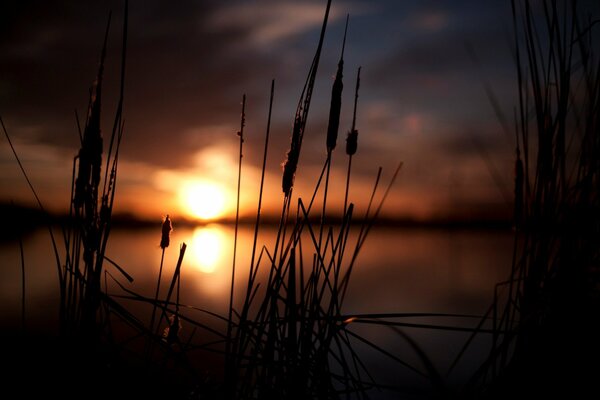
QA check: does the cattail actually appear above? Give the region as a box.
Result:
[74,81,103,210]
[326,66,343,152]
[160,214,172,249]
[326,15,349,152]
[149,214,171,335]
[281,0,332,196]
[74,19,109,210]
[346,129,358,156]
[346,67,361,156]
[282,114,303,196]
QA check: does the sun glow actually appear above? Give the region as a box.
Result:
[189,226,227,273]
[181,180,228,220]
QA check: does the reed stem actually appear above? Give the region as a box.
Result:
[149,247,166,333]
[225,94,246,391]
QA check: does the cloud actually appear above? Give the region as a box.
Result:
[408,10,450,33]
[0,138,73,211]
[0,0,524,220]
[207,1,363,48]
[150,141,287,219]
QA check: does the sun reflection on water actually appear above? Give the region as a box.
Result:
[189,225,227,273]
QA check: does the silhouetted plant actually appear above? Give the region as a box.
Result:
[460,1,600,397]
[3,1,525,399]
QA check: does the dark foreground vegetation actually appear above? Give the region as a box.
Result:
[1,0,598,398]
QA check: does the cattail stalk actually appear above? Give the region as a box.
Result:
[344,67,361,215]
[231,83,276,391]
[238,82,275,328]
[319,15,349,250]
[155,243,187,338]
[238,4,333,392]
[272,1,332,353]
[282,0,332,198]
[149,214,171,333]
[326,14,348,153]
[74,14,113,336]
[74,13,109,214]
[249,81,274,291]
[225,94,246,389]
[282,115,303,197]
[103,0,128,198]
[340,163,403,305]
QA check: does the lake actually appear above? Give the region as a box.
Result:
[0,223,514,397]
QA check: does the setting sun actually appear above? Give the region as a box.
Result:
[181,181,229,220]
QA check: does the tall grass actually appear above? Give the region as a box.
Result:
[1,0,530,398]
[217,2,433,398]
[149,215,172,335]
[60,2,129,338]
[460,0,600,396]
[225,94,247,390]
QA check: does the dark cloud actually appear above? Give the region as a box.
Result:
[0,1,298,167]
[367,1,514,122]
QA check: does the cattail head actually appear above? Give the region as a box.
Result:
[346,129,358,155]
[326,60,344,152]
[345,67,361,157]
[326,16,348,152]
[74,155,90,209]
[160,214,172,249]
[282,114,303,196]
[74,71,104,211]
[73,17,110,211]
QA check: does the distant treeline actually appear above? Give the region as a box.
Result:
[1,201,513,238]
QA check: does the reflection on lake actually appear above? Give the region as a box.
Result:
[0,223,513,393]
[189,226,227,273]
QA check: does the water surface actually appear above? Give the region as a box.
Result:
[0,224,514,396]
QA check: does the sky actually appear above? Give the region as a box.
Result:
[0,0,567,223]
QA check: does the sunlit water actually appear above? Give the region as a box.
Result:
[0,224,513,396]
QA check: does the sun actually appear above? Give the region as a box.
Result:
[181,180,228,220]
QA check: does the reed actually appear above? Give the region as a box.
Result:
[319,14,348,250]
[149,215,172,334]
[455,0,600,396]
[62,3,127,338]
[155,243,187,341]
[2,0,517,398]
[344,67,361,216]
[1,116,63,316]
[219,2,436,397]
[225,94,246,391]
